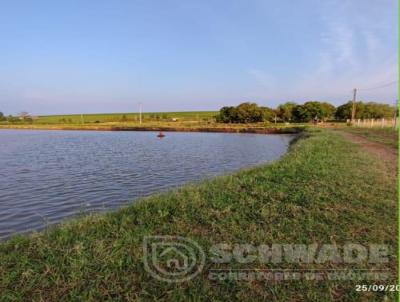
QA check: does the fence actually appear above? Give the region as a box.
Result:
[346,118,398,128]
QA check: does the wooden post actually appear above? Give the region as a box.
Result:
[139,102,142,124]
[351,88,357,123]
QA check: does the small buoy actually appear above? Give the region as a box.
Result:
[157,131,165,138]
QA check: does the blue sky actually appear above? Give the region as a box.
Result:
[0,0,397,114]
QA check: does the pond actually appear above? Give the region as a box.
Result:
[0,130,294,239]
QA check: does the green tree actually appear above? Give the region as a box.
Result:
[216,103,265,123]
[292,105,312,122]
[364,102,396,118]
[261,106,276,122]
[216,106,238,123]
[319,102,336,120]
[277,102,296,122]
[292,101,335,122]
[335,101,357,120]
[0,112,4,121]
[236,102,264,123]
[335,101,396,120]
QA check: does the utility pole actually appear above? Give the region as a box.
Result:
[351,88,357,123]
[80,114,84,124]
[139,102,142,124]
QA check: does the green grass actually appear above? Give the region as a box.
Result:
[339,127,398,149]
[33,111,218,124]
[0,129,396,301]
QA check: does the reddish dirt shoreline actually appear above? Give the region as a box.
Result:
[0,125,303,134]
[113,126,301,134]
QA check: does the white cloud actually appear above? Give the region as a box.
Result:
[291,0,397,104]
[243,1,396,106]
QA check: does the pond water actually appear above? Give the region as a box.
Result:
[0,130,294,239]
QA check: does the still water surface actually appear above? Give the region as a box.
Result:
[0,130,294,239]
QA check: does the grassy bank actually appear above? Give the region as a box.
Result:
[0,129,396,301]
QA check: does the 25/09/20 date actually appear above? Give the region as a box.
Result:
[356,284,400,292]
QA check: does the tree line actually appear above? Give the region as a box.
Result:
[1,101,397,124]
[216,101,397,123]
[0,111,33,123]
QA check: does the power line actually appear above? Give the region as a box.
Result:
[312,80,397,102]
[358,80,398,91]
[349,80,396,123]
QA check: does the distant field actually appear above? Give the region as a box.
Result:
[0,110,306,133]
[34,111,218,124]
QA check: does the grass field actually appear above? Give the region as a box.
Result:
[0,110,295,132]
[31,111,218,124]
[0,110,310,133]
[0,129,396,301]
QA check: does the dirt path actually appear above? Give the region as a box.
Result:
[333,129,397,174]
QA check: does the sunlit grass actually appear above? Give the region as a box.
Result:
[339,127,398,149]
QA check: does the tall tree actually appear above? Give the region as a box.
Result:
[292,101,336,122]
[277,102,297,122]
[335,101,396,119]
[216,103,265,123]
